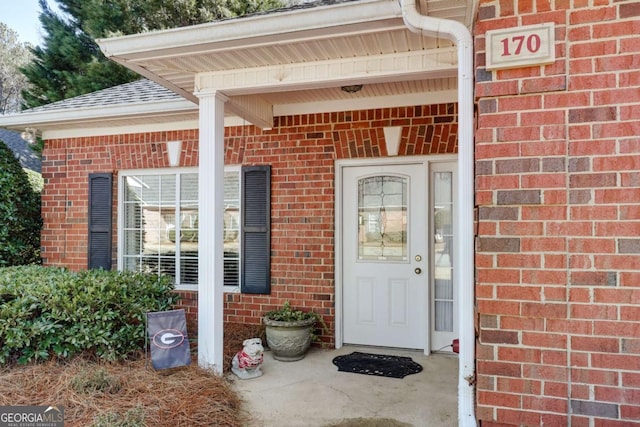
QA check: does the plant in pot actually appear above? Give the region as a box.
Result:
[262,301,325,361]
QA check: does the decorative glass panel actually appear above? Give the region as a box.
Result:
[357,175,407,262]
[433,171,454,332]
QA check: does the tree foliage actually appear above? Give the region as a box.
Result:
[0,24,32,114]
[21,0,138,109]
[0,140,41,266]
[22,0,285,109]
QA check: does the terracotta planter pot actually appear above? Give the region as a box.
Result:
[263,316,316,361]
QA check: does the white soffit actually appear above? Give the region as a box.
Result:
[96,0,475,127]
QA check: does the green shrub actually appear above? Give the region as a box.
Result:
[0,266,179,364]
[0,141,41,266]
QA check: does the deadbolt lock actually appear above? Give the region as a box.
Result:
[415,268,422,275]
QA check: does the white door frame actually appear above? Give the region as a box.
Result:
[335,154,457,354]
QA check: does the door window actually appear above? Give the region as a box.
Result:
[357,175,408,262]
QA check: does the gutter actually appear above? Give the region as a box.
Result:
[399,1,477,426]
[96,0,404,59]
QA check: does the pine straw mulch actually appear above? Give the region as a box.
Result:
[0,323,266,427]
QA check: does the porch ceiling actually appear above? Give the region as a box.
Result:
[98,0,478,128]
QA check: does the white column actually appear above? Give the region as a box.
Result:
[196,90,227,374]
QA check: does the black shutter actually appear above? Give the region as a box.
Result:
[88,173,113,270]
[241,165,271,294]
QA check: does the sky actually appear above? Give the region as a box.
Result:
[2,0,59,46]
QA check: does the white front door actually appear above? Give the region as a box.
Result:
[342,163,427,349]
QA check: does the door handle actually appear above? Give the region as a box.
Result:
[414,268,422,275]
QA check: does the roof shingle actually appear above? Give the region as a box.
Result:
[26,79,184,114]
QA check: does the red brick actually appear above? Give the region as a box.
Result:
[591,353,640,371]
[521,9,567,25]
[571,303,618,320]
[522,331,567,349]
[476,142,520,159]
[595,93,640,114]
[500,315,545,331]
[595,321,640,338]
[571,368,619,386]
[496,377,541,395]
[499,221,544,235]
[478,113,518,128]
[542,350,569,366]
[542,284,567,300]
[521,236,566,252]
[495,408,542,426]
[522,269,568,285]
[521,205,567,220]
[522,395,567,413]
[545,91,590,109]
[570,40,617,59]
[620,405,640,421]
[476,268,521,284]
[498,95,542,111]
[595,386,640,405]
[478,299,522,316]
[496,254,542,269]
[521,173,567,188]
[477,360,523,378]
[571,336,620,353]
[521,110,565,126]
[620,272,640,287]
[570,6,617,24]
[520,76,567,94]
[478,390,522,408]
[497,346,541,363]
[620,2,640,18]
[570,206,618,220]
[593,254,640,270]
[523,363,568,381]
[622,372,640,388]
[497,126,541,142]
[569,238,616,254]
[546,319,592,335]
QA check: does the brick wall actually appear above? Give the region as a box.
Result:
[41,104,458,345]
[475,1,640,425]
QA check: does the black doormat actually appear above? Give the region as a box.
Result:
[332,352,423,379]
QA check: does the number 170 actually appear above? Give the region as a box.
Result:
[501,34,542,56]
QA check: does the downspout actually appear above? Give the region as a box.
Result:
[399,1,477,426]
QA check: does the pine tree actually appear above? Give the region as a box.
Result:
[21,0,285,109]
[21,0,138,109]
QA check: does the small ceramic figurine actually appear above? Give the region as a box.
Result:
[231,337,264,379]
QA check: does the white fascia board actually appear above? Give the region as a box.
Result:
[42,119,198,140]
[97,0,403,60]
[0,98,196,130]
[197,48,458,94]
[273,90,458,116]
[41,115,248,140]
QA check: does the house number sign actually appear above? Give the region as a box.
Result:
[485,23,555,70]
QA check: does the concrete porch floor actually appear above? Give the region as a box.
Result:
[228,345,458,427]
